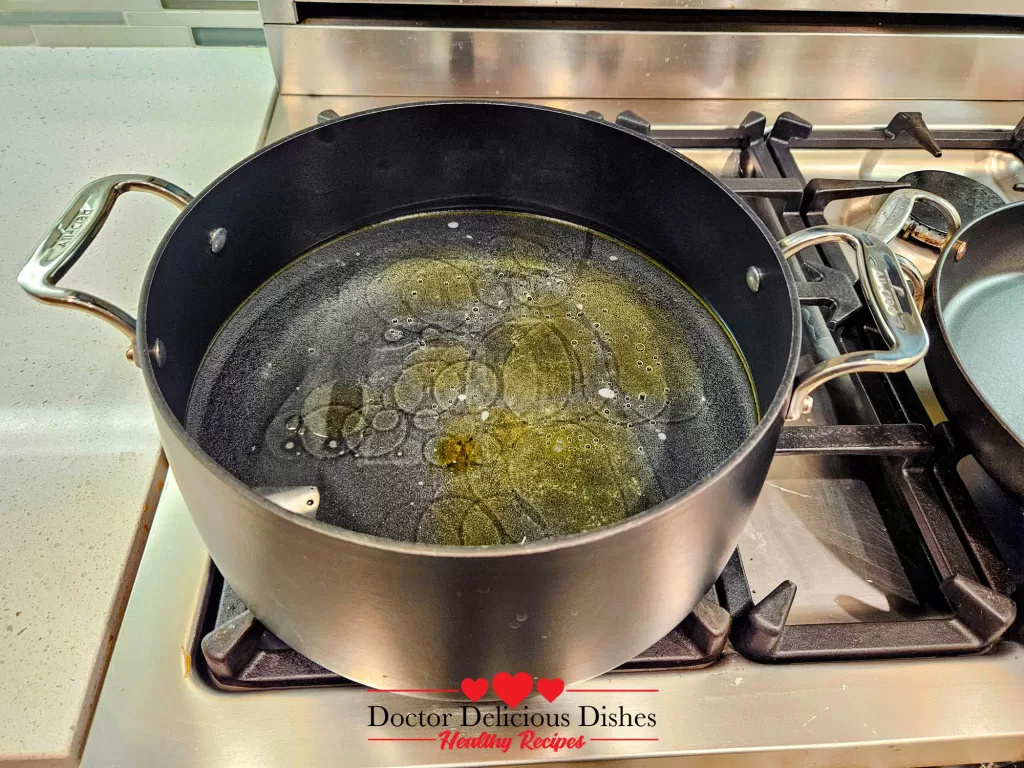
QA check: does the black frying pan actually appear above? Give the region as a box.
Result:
[924,201,1024,497]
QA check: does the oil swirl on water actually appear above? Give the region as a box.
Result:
[186,211,757,546]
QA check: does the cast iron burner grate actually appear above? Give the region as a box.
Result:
[199,575,732,690]
[766,109,1024,598]
[195,110,1019,691]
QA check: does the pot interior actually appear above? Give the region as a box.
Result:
[185,209,758,544]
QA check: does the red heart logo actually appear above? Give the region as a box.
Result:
[492,672,533,708]
[536,677,565,703]
[460,677,488,702]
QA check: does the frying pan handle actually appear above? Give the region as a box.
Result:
[18,175,192,359]
[779,225,929,422]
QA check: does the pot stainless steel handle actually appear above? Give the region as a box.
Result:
[779,225,929,422]
[865,187,962,310]
[865,187,961,245]
[18,174,192,353]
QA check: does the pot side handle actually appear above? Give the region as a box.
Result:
[18,174,192,361]
[864,187,961,246]
[864,187,962,310]
[779,225,929,422]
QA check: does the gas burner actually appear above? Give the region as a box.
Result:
[896,170,1006,247]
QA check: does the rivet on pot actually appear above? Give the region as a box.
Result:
[746,266,763,293]
[954,241,967,261]
[801,396,814,415]
[209,227,227,254]
[150,338,167,368]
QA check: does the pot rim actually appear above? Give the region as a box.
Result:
[137,100,802,559]
[930,199,1024,448]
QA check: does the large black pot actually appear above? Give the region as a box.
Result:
[19,102,927,691]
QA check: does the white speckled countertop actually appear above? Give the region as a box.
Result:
[0,47,275,767]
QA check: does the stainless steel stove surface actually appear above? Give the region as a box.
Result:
[82,100,1024,767]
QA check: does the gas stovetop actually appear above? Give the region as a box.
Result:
[82,98,1024,768]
